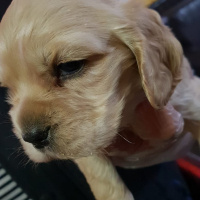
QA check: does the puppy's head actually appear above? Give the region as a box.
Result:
[0,0,182,162]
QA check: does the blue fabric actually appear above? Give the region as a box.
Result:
[117,163,192,200]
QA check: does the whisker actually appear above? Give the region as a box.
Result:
[32,163,39,171]
[102,148,109,155]
[0,121,11,125]
[117,133,133,144]
[8,147,24,161]
[6,134,17,139]
[17,156,28,168]
[23,158,32,167]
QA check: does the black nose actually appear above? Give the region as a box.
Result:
[23,126,51,149]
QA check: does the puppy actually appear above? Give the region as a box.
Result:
[0,0,199,199]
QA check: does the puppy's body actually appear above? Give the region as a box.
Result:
[0,0,199,199]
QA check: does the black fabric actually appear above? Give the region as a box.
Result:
[0,0,11,20]
[152,0,200,76]
[0,0,198,200]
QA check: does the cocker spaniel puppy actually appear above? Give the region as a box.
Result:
[0,0,199,199]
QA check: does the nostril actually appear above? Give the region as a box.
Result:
[23,126,51,147]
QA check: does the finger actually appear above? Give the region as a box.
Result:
[133,100,184,140]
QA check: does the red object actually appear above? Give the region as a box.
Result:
[177,159,200,179]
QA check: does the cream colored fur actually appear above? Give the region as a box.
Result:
[0,0,199,200]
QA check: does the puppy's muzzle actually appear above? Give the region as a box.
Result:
[23,126,51,149]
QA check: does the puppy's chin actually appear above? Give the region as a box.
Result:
[21,140,51,163]
[20,137,96,163]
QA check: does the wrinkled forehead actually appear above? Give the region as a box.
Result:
[0,0,117,87]
[0,0,113,40]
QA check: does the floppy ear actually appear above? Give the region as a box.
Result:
[114,9,183,109]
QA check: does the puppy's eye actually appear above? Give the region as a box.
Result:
[57,60,85,80]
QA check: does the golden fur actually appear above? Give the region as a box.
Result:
[0,0,199,199]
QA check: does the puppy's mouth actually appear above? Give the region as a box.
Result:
[20,124,70,160]
[32,140,50,150]
[20,124,93,161]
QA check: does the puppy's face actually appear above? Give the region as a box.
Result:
[0,0,182,162]
[0,0,136,162]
